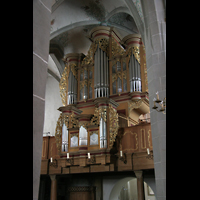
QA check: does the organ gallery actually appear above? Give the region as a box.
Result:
[40,26,154,200]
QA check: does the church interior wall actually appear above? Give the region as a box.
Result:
[43,74,62,136]
[34,1,166,200]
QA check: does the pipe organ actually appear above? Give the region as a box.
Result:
[56,26,149,158]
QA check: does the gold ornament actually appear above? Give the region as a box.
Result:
[109,105,119,148]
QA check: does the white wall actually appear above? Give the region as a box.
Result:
[43,74,62,136]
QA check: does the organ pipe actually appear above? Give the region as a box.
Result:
[129,49,142,92]
[94,45,109,98]
[68,69,77,104]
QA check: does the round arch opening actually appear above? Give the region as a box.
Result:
[109,177,156,200]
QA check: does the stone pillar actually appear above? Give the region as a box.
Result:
[50,175,57,200]
[33,0,52,200]
[134,170,144,200]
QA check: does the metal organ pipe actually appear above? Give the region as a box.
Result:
[129,50,142,92]
[94,45,109,98]
[68,69,77,105]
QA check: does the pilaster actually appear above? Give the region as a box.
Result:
[50,175,57,200]
[134,170,144,200]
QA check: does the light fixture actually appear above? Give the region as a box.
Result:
[66,152,74,165]
[119,150,127,164]
[87,152,96,163]
[152,91,166,114]
[49,157,58,168]
[146,148,153,160]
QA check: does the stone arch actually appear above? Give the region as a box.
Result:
[109,177,136,200]
[109,177,157,200]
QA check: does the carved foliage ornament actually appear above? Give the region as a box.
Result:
[127,46,140,64]
[55,113,63,154]
[95,38,109,55]
[59,65,69,106]
[90,106,107,125]
[111,37,125,57]
[128,100,143,115]
[55,112,78,154]
[109,105,119,148]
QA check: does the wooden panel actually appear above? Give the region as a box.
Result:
[132,153,154,170]
[68,187,95,200]
[49,137,60,159]
[40,159,48,174]
[121,123,152,153]
[42,137,49,160]
[90,164,109,172]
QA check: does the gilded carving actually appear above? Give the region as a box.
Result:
[95,38,109,55]
[59,65,69,106]
[55,113,63,154]
[89,131,98,136]
[90,106,107,125]
[70,112,79,128]
[148,129,153,148]
[82,42,96,65]
[128,100,143,114]
[111,37,125,57]
[122,71,126,79]
[109,105,119,148]
[70,63,78,79]
[127,46,140,64]
[90,107,99,125]
[70,133,78,138]
[99,107,107,122]
[140,128,146,149]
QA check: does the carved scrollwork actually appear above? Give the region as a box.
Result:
[59,65,70,106]
[82,42,96,65]
[70,112,79,128]
[127,46,140,64]
[55,113,63,154]
[109,105,119,148]
[99,107,107,122]
[90,106,107,125]
[90,107,99,125]
[95,38,109,55]
[111,37,125,57]
[128,100,143,115]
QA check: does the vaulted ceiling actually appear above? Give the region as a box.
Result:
[50,0,144,54]
[49,0,143,77]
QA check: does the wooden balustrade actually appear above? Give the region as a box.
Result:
[41,123,154,175]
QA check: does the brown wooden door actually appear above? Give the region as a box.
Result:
[69,191,90,200]
[68,187,95,200]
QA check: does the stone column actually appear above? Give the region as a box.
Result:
[50,175,57,200]
[33,0,52,200]
[134,170,144,200]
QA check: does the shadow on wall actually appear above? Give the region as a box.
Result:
[109,177,156,200]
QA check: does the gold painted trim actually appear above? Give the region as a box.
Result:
[148,129,153,148]
[140,128,146,149]
[123,131,138,150]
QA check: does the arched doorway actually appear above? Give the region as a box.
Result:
[109,177,156,200]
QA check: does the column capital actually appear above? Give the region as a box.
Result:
[134,170,143,179]
[49,175,56,181]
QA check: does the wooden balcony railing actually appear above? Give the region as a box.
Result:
[41,123,154,175]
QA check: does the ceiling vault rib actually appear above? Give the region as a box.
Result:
[47,68,61,82]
